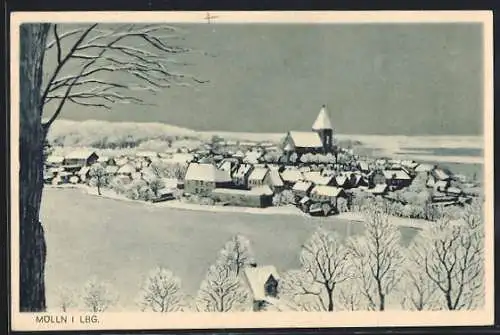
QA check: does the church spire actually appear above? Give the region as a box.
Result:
[312,104,332,131]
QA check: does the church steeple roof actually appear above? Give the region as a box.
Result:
[312,105,332,130]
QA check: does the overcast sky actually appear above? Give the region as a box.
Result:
[46,23,484,135]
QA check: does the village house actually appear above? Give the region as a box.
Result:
[432,168,452,181]
[243,265,280,312]
[248,167,269,188]
[63,150,99,167]
[415,163,436,173]
[266,169,284,192]
[211,185,273,208]
[116,163,137,177]
[309,185,346,208]
[184,163,232,196]
[233,164,254,188]
[282,131,324,157]
[383,169,412,189]
[302,171,334,186]
[292,180,314,199]
[280,168,303,187]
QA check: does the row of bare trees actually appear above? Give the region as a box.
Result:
[56,199,484,313]
[58,235,255,312]
[280,199,484,311]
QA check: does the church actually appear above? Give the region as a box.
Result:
[282,105,335,155]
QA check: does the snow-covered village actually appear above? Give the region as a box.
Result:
[41,105,485,313]
[15,18,488,322]
[44,105,481,218]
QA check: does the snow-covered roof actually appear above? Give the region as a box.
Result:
[46,155,64,164]
[292,181,313,192]
[370,184,388,194]
[433,169,451,181]
[303,171,333,186]
[243,151,262,164]
[65,149,97,160]
[248,167,269,182]
[447,186,462,194]
[267,169,284,187]
[218,161,233,172]
[311,185,344,197]
[244,265,280,301]
[383,170,411,180]
[311,105,333,130]
[185,163,232,183]
[415,163,435,172]
[280,169,303,183]
[299,196,311,204]
[288,131,323,148]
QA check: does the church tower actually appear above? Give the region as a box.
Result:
[312,104,333,153]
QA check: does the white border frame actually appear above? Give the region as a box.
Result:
[10,10,494,331]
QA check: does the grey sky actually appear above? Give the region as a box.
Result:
[46,23,484,135]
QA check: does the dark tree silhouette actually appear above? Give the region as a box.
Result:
[19,22,204,311]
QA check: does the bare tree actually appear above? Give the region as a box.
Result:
[89,163,108,195]
[400,246,440,311]
[280,229,353,311]
[347,203,403,311]
[20,23,51,312]
[137,267,186,312]
[195,262,251,312]
[409,200,484,310]
[335,283,362,311]
[218,235,256,276]
[81,277,118,312]
[57,286,76,312]
[19,22,204,311]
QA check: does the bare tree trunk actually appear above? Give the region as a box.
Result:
[19,23,50,312]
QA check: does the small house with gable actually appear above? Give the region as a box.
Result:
[309,185,346,208]
[63,150,99,168]
[184,163,232,196]
[248,167,269,188]
[243,265,280,312]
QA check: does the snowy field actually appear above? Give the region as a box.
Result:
[41,187,420,311]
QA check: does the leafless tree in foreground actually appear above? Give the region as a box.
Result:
[57,286,76,312]
[20,22,204,311]
[347,203,403,311]
[81,277,118,312]
[138,267,186,312]
[409,200,484,310]
[218,235,256,276]
[400,246,440,311]
[195,262,251,312]
[280,229,353,311]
